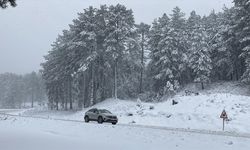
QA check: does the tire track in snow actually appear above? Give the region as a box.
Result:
[1,112,250,139]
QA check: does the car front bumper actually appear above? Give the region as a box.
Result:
[103,118,118,123]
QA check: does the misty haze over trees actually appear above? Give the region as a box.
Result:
[0,72,46,108]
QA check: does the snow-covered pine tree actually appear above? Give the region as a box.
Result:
[148,7,187,97]
[149,7,188,96]
[42,28,75,110]
[41,4,250,106]
[235,0,250,82]
[187,11,212,89]
[42,5,140,108]
[213,7,244,81]
[167,7,188,89]
[105,4,135,99]
[135,23,150,94]
[148,13,172,95]
[117,28,141,98]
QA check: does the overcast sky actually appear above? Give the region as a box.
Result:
[0,0,233,74]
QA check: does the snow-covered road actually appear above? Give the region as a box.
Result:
[0,114,250,150]
[1,112,250,139]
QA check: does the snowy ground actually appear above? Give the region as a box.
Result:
[11,82,250,133]
[1,82,250,150]
[0,114,250,150]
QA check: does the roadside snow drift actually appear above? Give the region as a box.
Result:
[20,92,250,133]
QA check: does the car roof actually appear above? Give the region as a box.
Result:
[88,108,110,111]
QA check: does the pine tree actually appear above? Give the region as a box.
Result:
[105,4,135,99]
[135,23,150,94]
[148,7,187,96]
[40,4,250,104]
[187,11,212,89]
[42,5,139,109]
[167,7,188,87]
[148,13,172,95]
[235,0,250,82]
[212,7,243,81]
[118,29,141,98]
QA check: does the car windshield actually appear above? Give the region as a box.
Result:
[99,109,111,114]
[88,109,97,113]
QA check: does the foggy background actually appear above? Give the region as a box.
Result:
[0,0,233,74]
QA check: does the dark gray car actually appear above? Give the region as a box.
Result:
[84,108,118,125]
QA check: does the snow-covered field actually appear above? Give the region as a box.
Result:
[11,82,250,133]
[1,82,250,150]
[0,114,250,150]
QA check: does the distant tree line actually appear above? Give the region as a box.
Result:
[42,1,250,110]
[0,72,46,108]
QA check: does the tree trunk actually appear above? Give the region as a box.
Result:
[235,68,239,81]
[100,57,105,102]
[61,86,65,110]
[114,59,118,99]
[240,58,245,77]
[90,63,94,105]
[65,99,68,111]
[69,77,73,110]
[139,33,145,94]
[93,76,97,105]
[100,70,105,101]
[84,73,90,108]
[56,86,59,110]
[31,91,34,108]
[65,82,68,111]
[114,19,119,100]
[201,82,204,90]
[56,100,59,111]
[78,73,84,110]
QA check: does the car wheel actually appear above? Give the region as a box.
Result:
[112,122,117,125]
[98,116,103,124]
[84,116,89,123]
